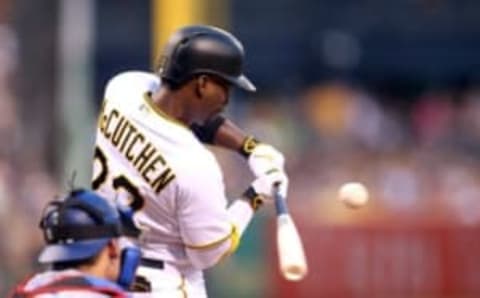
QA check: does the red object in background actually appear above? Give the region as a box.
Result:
[267,220,480,298]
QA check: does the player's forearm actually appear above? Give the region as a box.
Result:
[212,118,249,152]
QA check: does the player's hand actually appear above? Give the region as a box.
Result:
[243,169,288,210]
[248,143,285,177]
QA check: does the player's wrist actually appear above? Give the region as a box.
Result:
[239,136,261,158]
[242,186,264,211]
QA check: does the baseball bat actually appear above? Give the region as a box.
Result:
[274,186,308,281]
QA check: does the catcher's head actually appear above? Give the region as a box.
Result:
[39,190,120,263]
[157,25,256,92]
[38,189,141,288]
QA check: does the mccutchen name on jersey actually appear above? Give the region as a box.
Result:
[98,107,176,194]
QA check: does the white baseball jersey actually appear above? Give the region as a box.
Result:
[93,71,254,297]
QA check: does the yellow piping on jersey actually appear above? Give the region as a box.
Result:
[227,224,240,253]
[185,224,240,252]
[214,224,240,265]
[143,92,190,130]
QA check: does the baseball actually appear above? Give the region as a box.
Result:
[338,182,369,209]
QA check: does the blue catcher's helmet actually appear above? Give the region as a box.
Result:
[38,189,136,264]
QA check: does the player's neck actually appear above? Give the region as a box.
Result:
[151,89,191,125]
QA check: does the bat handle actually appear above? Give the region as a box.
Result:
[274,184,289,215]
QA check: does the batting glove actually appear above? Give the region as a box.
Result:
[243,169,288,210]
[247,143,286,177]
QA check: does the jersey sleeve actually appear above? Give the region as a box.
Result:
[176,157,243,270]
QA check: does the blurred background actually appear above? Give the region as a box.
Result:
[2,0,480,297]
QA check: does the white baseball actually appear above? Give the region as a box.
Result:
[338,182,369,209]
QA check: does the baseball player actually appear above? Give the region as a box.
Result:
[92,25,288,297]
[9,189,142,298]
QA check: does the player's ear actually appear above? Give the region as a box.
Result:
[195,75,208,99]
[107,239,120,259]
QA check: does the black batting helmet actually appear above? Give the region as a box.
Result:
[158,25,256,92]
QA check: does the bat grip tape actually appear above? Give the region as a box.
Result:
[274,191,289,215]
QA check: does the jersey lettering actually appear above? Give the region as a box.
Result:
[98,108,176,194]
[92,146,144,212]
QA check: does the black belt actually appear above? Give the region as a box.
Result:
[140,257,165,270]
